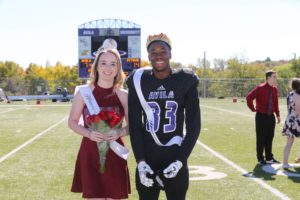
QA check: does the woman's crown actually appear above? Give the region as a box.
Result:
[146,33,172,50]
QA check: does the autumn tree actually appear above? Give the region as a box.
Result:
[291,57,300,77]
[0,61,25,95]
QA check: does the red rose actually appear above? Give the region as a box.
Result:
[86,109,123,173]
[109,113,121,127]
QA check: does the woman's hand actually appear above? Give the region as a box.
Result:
[105,128,125,141]
[88,130,106,142]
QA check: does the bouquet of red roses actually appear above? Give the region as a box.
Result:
[86,109,122,173]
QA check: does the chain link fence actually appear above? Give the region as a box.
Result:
[198,78,291,98]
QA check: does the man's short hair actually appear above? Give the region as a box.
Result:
[265,70,276,80]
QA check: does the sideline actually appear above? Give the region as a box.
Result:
[0,116,68,163]
[197,141,290,200]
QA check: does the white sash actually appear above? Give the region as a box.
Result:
[78,85,129,160]
[133,67,183,146]
[78,85,101,115]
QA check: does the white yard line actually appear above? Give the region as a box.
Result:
[197,141,290,200]
[0,116,68,163]
[0,104,71,107]
[201,105,254,118]
[0,105,70,114]
[0,108,24,114]
[202,104,285,125]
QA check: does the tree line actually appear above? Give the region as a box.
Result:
[193,57,300,97]
[1,57,300,97]
[0,61,82,95]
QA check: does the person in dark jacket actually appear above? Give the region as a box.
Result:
[127,33,201,200]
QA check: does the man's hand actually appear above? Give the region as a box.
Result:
[277,116,281,124]
[137,161,154,187]
[163,160,183,178]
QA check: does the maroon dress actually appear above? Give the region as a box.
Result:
[71,85,130,198]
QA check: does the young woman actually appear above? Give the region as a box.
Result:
[68,47,130,199]
[282,78,300,168]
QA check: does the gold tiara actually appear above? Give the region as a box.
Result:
[146,33,172,49]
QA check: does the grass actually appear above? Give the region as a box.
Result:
[0,98,300,199]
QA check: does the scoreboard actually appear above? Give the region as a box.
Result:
[78,28,141,79]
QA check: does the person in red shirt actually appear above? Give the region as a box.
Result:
[246,70,281,165]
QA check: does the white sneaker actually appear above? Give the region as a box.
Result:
[282,164,293,169]
[266,158,280,164]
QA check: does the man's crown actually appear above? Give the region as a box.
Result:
[146,33,172,50]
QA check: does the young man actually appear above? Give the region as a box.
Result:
[127,33,201,200]
[246,70,281,165]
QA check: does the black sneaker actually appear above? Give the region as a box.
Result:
[266,158,280,164]
[258,160,267,165]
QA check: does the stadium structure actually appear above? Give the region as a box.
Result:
[78,18,141,79]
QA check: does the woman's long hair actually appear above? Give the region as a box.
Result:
[291,78,300,95]
[90,49,125,89]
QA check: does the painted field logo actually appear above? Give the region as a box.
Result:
[189,165,227,181]
[262,164,300,177]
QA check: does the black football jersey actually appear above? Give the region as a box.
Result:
[127,68,201,166]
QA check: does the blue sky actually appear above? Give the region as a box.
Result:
[0,0,299,68]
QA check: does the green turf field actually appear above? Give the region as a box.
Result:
[0,98,299,200]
